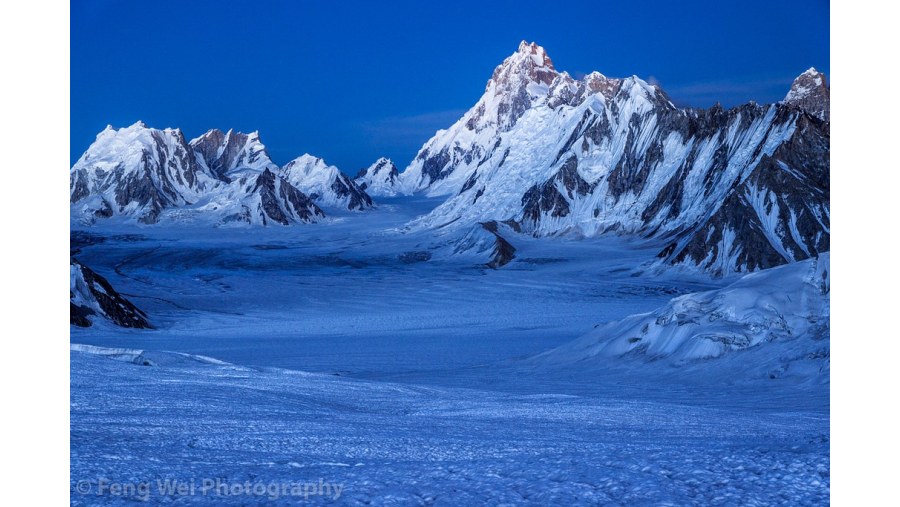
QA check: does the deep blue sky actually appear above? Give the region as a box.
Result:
[72,0,829,173]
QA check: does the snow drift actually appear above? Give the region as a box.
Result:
[534,253,829,381]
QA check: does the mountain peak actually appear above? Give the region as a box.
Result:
[367,156,395,170]
[355,157,400,196]
[490,41,556,88]
[516,41,551,63]
[189,128,277,181]
[783,68,829,121]
[464,41,560,132]
[283,154,333,177]
[281,155,374,210]
[581,71,622,101]
[292,153,324,165]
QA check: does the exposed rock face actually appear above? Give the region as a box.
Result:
[355,157,401,196]
[661,113,830,275]
[71,123,326,226]
[190,129,278,181]
[281,154,373,210]
[782,68,830,122]
[247,169,324,225]
[521,156,594,223]
[70,122,215,224]
[402,42,829,275]
[401,42,568,193]
[451,220,517,269]
[485,41,558,130]
[70,259,151,328]
[480,221,517,269]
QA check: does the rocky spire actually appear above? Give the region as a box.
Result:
[783,68,829,121]
[488,41,557,92]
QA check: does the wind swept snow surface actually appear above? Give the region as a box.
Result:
[70,196,828,505]
[71,344,828,505]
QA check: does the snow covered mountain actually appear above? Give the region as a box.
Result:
[71,123,325,225]
[782,68,829,121]
[70,121,217,224]
[399,41,566,195]
[281,154,373,210]
[190,128,278,180]
[534,253,829,382]
[71,258,151,328]
[192,168,325,226]
[398,42,829,275]
[355,157,401,196]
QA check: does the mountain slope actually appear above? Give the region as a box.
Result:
[190,129,278,181]
[71,123,326,226]
[71,258,152,328]
[70,121,217,224]
[190,168,325,226]
[659,112,829,274]
[534,253,829,382]
[281,154,373,210]
[401,42,829,275]
[782,68,829,121]
[355,157,401,196]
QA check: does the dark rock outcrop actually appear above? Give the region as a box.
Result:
[250,169,325,225]
[331,173,373,210]
[661,113,830,274]
[190,129,277,181]
[481,221,517,269]
[782,68,830,122]
[70,259,151,328]
[521,156,594,225]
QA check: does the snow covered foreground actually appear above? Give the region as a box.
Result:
[70,197,828,504]
[71,343,828,506]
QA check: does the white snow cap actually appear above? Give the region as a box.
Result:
[517,40,551,65]
[284,153,331,173]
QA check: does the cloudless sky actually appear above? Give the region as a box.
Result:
[71,0,829,173]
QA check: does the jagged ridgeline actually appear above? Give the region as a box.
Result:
[69,125,371,225]
[70,41,828,275]
[402,42,828,275]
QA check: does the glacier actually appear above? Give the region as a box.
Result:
[69,41,829,505]
[70,195,829,505]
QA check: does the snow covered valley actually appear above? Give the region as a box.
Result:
[71,196,829,505]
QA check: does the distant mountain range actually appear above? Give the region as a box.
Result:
[71,41,828,276]
[397,42,828,275]
[70,124,370,226]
